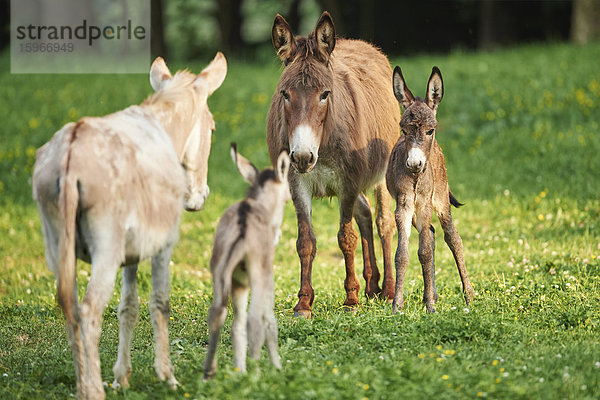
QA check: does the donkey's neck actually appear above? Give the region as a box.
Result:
[252,194,286,229]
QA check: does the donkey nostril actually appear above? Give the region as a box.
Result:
[309,152,315,164]
[290,152,297,163]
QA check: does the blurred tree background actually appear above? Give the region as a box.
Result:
[157,0,598,61]
[1,0,599,60]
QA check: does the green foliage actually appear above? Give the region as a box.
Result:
[1,42,599,399]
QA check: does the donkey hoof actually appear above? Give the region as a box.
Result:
[111,379,125,390]
[465,286,476,305]
[426,305,437,314]
[365,285,382,299]
[167,376,179,390]
[293,309,312,319]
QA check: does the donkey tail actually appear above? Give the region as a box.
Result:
[212,238,247,306]
[57,126,80,325]
[449,190,464,208]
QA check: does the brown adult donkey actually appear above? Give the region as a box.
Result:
[386,66,475,314]
[267,12,400,317]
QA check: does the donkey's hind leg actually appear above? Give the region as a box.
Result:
[338,194,361,309]
[353,193,381,299]
[149,247,178,389]
[437,210,475,305]
[80,251,122,399]
[203,296,228,380]
[112,264,139,389]
[231,279,250,373]
[375,183,396,301]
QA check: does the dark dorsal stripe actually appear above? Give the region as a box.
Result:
[246,169,277,200]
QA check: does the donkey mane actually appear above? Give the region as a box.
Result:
[247,169,277,200]
[142,70,204,156]
[400,101,438,128]
[144,70,197,106]
[280,37,333,89]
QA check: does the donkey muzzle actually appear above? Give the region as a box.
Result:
[290,151,316,174]
[184,185,210,211]
[406,147,426,174]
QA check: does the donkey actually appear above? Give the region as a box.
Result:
[32,53,227,399]
[267,12,401,318]
[203,144,290,380]
[386,66,475,314]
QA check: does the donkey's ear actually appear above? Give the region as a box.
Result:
[150,57,172,91]
[272,14,296,64]
[315,11,335,62]
[426,66,444,113]
[392,66,414,109]
[197,52,227,96]
[231,143,259,184]
[276,150,290,183]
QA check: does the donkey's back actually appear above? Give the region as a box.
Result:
[34,109,185,267]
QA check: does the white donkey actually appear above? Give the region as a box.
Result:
[203,144,290,380]
[32,53,227,399]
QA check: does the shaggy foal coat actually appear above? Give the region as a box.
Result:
[203,145,290,380]
[386,66,475,314]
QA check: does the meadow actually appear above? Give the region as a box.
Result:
[1,41,599,399]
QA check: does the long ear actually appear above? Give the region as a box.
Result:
[197,52,227,96]
[426,66,444,113]
[272,14,296,64]
[392,66,414,109]
[276,150,290,182]
[150,57,172,91]
[230,143,259,184]
[314,11,335,62]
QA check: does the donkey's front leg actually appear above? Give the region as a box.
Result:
[416,210,437,313]
[339,194,360,309]
[248,259,281,369]
[113,264,139,389]
[150,248,178,389]
[393,199,414,313]
[292,187,316,318]
[353,193,381,298]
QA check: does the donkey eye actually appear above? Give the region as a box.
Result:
[281,90,290,102]
[320,90,330,101]
[426,129,435,136]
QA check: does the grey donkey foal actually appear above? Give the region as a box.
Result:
[386,66,475,314]
[203,144,291,380]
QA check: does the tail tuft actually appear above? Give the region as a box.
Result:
[449,191,464,208]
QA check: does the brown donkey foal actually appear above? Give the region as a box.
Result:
[203,144,290,380]
[386,66,475,314]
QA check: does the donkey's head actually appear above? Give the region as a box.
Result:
[149,53,227,211]
[271,12,335,173]
[393,66,444,175]
[231,143,291,207]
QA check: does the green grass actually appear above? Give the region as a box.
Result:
[1,41,600,399]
